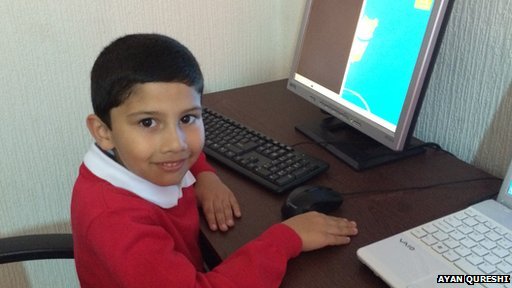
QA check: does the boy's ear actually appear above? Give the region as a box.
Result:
[86,114,115,151]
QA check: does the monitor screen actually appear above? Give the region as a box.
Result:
[288,0,452,169]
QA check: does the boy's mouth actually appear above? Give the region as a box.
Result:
[157,160,186,172]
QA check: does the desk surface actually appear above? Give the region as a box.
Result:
[200,79,501,287]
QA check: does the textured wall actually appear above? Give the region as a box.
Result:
[415,0,512,177]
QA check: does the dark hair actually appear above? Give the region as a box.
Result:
[90,33,204,127]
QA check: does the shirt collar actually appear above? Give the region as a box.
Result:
[83,143,195,208]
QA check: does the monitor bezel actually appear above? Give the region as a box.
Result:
[287,0,451,151]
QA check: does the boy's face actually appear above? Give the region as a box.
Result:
[95,82,204,186]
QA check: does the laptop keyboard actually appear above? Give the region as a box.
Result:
[411,208,512,284]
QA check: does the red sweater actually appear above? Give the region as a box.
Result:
[71,152,302,287]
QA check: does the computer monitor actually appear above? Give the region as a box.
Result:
[287,0,453,170]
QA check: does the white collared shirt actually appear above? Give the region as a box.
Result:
[83,144,195,209]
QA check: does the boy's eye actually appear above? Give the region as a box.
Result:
[139,118,156,128]
[181,114,199,125]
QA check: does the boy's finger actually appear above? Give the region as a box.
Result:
[222,200,235,227]
[214,201,229,231]
[330,235,351,245]
[325,217,358,236]
[206,216,218,231]
[203,205,218,231]
[230,195,242,218]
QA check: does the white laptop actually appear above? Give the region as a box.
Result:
[357,159,512,288]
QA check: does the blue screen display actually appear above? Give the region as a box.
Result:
[341,0,434,127]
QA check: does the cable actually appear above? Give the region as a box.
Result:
[414,142,455,157]
[291,140,500,198]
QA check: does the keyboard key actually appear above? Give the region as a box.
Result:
[472,245,489,257]
[475,223,490,234]
[475,215,488,223]
[421,234,437,246]
[449,230,466,241]
[466,254,484,266]
[465,209,477,217]
[455,246,472,257]
[443,250,460,262]
[458,224,473,235]
[497,261,512,274]
[488,231,503,242]
[435,221,454,233]
[484,253,502,266]
[454,211,468,221]
[498,239,512,250]
[493,247,510,258]
[463,217,479,227]
[444,238,460,249]
[485,221,498,229]
[478,262,496,274]
[461,238,477,249]
[445,216,463,228]
[276,174,295,186]
[432,243,449,254]
[411,228,427,238]
[454,258,481,274]
[495,226,509,236]
[468,231,485,242]
[481,238,498,250]
[422,223,438,234]
[433,231,449,241]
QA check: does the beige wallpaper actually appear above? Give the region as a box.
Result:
[415,0,512,177]
[0,1,305,286]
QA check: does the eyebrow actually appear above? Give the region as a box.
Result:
[126,106,202,118]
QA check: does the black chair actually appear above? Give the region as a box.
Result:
[0,233,73,264]
[0,232,219,273]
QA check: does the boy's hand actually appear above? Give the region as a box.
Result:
[194,171,242,232]
[283,211,358,252]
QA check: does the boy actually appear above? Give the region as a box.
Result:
[71,33,358,287]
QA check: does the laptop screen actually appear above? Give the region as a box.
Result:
[497,157,512,207]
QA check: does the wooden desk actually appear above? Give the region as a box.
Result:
[200,79,501,287]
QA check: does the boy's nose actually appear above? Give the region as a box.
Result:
[161,126,187,153]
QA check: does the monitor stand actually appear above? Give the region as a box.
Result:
[295,116,426,170]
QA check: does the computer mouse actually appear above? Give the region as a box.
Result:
[281,185,343,219]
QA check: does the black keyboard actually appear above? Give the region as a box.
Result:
[203,108,329,194]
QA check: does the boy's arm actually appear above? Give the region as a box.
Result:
[85,210,301,288]
[191,152,242,231]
